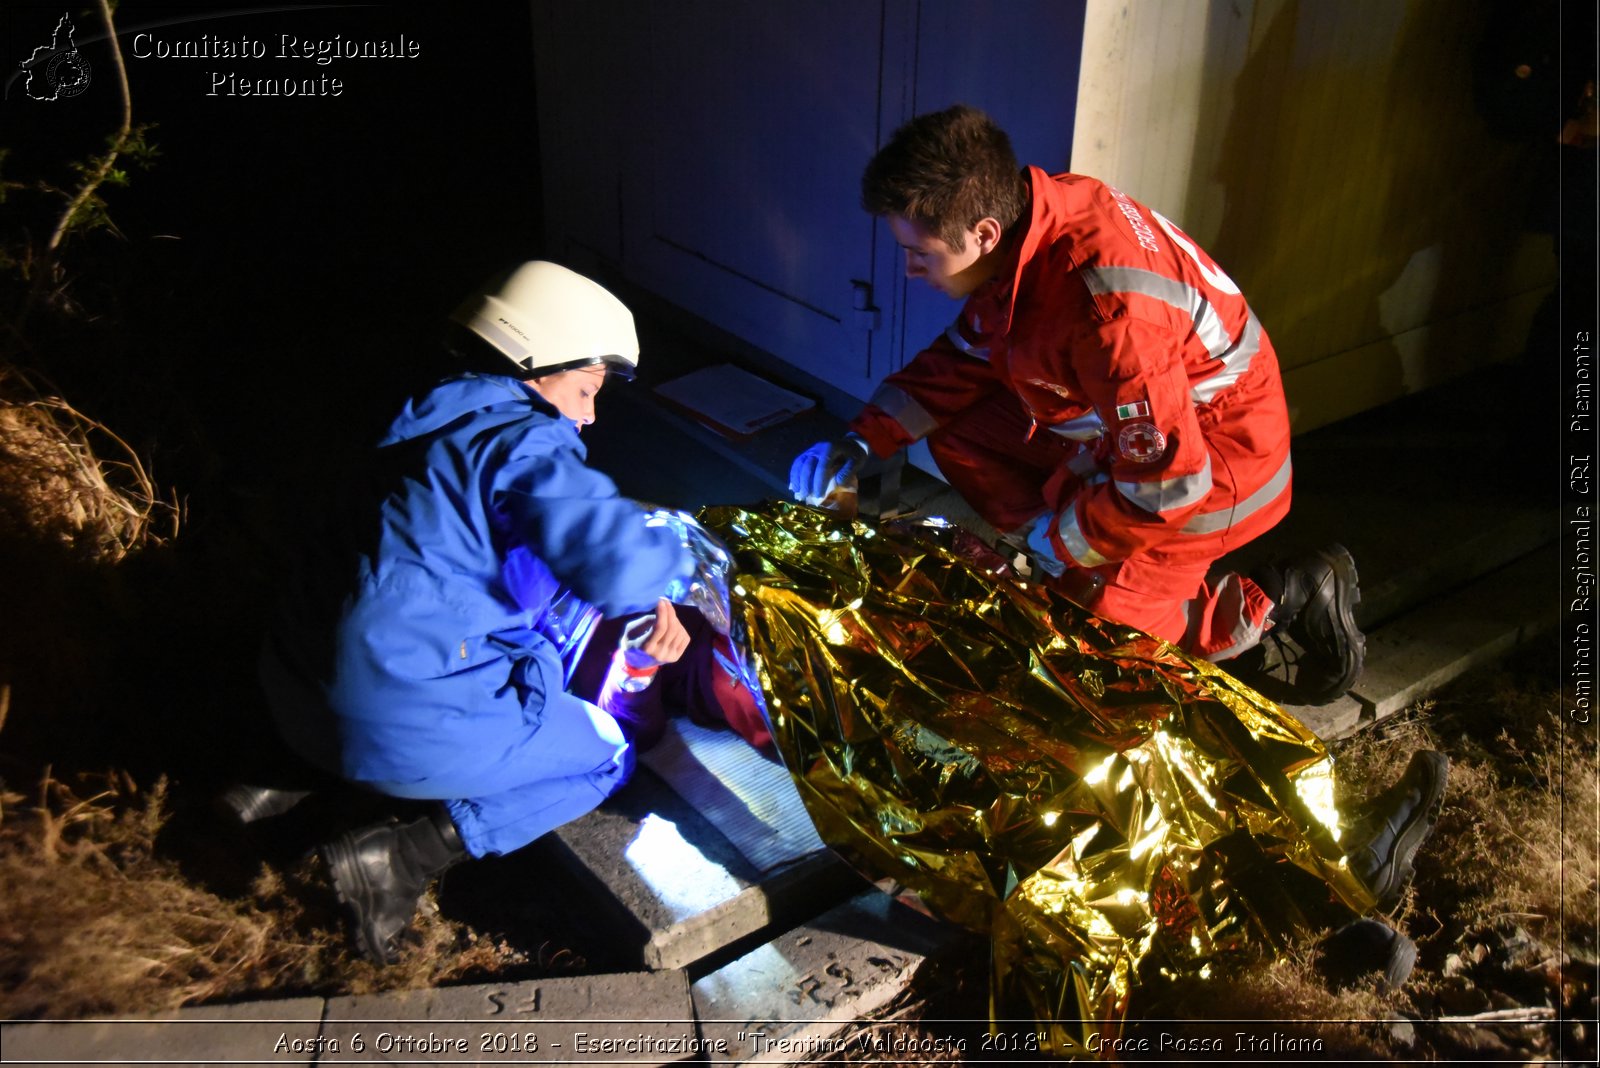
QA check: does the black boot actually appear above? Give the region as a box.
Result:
[1317,918,1419,991]
[321,806,468,964]
[1343,750,1449,913]
[1256,544,1366,704]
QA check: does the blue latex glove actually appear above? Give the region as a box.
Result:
[788,436,868,506]
[1023,510,1068,578]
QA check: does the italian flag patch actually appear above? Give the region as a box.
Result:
[1115,400,1150,420]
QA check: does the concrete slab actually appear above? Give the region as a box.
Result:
[582,384,784,512]
[691,889,972,1064]
[640,719,825,874]
[551,767,863,971]
[0,997,324,1067]
[1349,545,1557,723]
[589,357,960,522]
[1249,547,1553,739]
[1281,693,1367,741]
[319,972,703,1064]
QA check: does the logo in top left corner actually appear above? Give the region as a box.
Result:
[18,12,93,101]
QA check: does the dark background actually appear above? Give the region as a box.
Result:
[2,1,552,779]
[4,0,545,493]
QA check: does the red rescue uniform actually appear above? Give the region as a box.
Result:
[850,168,1293,659]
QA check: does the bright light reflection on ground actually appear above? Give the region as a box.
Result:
[693,942,792,1006]
[623,813,744,919]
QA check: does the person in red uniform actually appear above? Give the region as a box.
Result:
[790,105,1362,704]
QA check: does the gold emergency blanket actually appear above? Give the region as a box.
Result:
[697,502,1373,1055]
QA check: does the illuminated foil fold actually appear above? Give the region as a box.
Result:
[696,502,1373,1055]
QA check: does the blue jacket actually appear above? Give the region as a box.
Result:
[263,373,694,788]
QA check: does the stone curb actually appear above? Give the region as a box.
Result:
[2,972,701,1066]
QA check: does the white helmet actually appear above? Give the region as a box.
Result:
[451,261,639,380]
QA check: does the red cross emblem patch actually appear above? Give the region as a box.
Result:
[1117,421,1167,463]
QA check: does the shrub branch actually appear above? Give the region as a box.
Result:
[45,0,133,256]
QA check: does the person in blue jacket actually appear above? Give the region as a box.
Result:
[253,261,697,963]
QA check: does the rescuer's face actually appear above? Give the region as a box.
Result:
[529,366,607,430]
[888,214,1000,299]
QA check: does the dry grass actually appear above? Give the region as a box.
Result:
[1,609,1589,1058]
[1,771,314,1018]
[1115,656,1597,1061]
[0,362,179,563]
[0,352,576,1020]
[1337,671,1597,1061]
[1,627,1588,1053]
[1345,680,1599,943]
[0,768,531,1019]
[9,673,1585,1056]
[1119,948,1407,1061]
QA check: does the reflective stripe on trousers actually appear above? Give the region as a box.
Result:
[1088,568,1274,662]
[1179,454,1292,537]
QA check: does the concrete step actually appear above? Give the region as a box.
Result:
[1351,543,1556,722]
[0,998,325,1067]
[1274,544,1557,739]
[591,367,963,520]
[582,384,787,510]
[318,972,698,1064]
[0,974,709,1066]
[690,889,973,1064]
[605,354,1552,634]
[594,364,1556,747]
[1352,510,1553,629]
[548,738,864,972]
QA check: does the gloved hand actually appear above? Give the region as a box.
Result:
[788,435,869,508]
[1023,510,1068,578]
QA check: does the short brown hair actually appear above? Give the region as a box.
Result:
[861,105,1026,251]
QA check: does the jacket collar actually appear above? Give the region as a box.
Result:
[979,165,1055,329]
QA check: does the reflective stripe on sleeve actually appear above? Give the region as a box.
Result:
[1056,505,1110,568]
[1047,410,1106,441]
[1115,453,1214,514]
[866,383,940,442]
[1082,266,1233,359]
[943,321,990,361]
[1081,266,1265,405]
[1179,454,1291,535]
[1191,309,1262,405]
